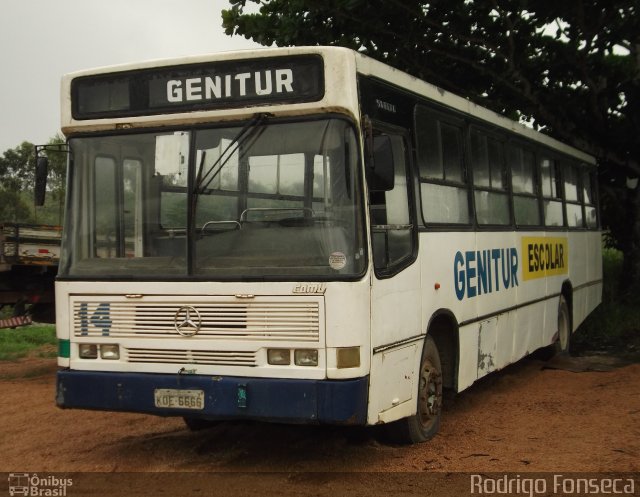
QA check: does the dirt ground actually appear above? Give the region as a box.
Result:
[0,352,638,496]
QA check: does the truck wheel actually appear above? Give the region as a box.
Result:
[384,335,443,444]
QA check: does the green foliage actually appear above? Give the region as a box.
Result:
[0,135,66,225]
[573,248,640,359]
[222,0,637,160]
[0,141,36,191]
[0,142,36,223]
[0,324,57,361]
[0,190,32,223]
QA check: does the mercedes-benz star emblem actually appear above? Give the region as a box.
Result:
[174,306,202,337]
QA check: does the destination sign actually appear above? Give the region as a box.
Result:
[72,55,324,119]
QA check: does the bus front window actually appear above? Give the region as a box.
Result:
[60,118,366,279]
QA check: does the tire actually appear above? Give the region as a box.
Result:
[555,295,571,355]
[384,335,443,444]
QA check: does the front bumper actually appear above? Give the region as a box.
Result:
[56,370,369,425]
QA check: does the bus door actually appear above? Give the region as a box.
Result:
[93,152,146,259]
[366,125,422,421]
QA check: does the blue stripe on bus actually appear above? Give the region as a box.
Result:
[56,370,369,425]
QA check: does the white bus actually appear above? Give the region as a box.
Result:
[51,46,602,443]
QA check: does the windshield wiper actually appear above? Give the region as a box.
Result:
[194,113,270,195]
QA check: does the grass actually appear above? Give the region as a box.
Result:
[573,248,640,359]
[0,324,57,361]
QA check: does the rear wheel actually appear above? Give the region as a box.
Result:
[555,295,571,355]
[384,335,443,444]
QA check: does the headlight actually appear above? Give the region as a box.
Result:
[100,344,120,360]
[267,348,291,365]
[79,344,98,359]
[294,349,318,367]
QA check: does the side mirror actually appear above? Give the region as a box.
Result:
[34,156,49,206]
[365,130,395,192]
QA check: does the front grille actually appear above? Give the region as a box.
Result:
[125,347,256,366]
[71,297,321,342]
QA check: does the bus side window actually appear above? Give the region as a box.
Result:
[509,144,540,226]
[369,131,414,274]
[541,156,564,226]
[582,168,598,229]
[564,162,583,227]
[415,106,470,224]
[471,129,510,225]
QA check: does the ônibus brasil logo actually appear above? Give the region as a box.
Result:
[7,473,73,496]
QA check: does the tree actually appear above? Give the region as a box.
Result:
[0,136,67,225]
[222,0,640,292]
[0,141,36,223]
[0,189,32,223]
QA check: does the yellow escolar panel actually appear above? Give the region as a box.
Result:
[521,236,568,281]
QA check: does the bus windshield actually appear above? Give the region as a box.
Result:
[60,117,366,279]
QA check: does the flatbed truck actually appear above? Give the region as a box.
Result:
[0,223,60,327]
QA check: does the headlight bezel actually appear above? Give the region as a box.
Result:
[78,343,98,359]
[100,344,120,360]
[267,348,291,365]
[294,349,319,367]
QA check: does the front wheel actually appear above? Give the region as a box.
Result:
[384,335,443,444]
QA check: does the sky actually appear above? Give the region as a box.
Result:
[0,0,262,153]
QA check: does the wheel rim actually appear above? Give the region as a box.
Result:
[558,303,569,351]
[418,359,442,429]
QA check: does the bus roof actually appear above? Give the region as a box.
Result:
[61,46,595,164]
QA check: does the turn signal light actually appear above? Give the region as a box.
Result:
[336,347,360,368]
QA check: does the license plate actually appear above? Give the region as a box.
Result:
[154,389,204,410]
